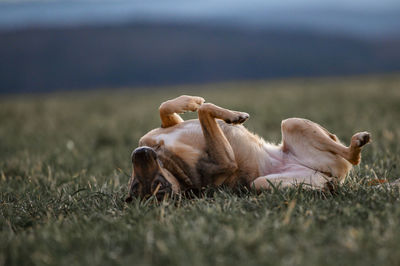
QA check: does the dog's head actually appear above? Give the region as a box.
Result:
[125,146,180,202]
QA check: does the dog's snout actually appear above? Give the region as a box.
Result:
[131,146,157,163]
[129,146,161,199]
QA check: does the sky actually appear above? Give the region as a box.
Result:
[0,0,400,37]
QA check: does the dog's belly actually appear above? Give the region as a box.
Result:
[140,119,332,187]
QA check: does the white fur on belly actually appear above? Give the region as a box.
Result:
[154,122,200,147]
[154,130,182,147]
[257,142,284,175]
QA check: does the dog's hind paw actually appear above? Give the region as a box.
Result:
[351,132,371,148]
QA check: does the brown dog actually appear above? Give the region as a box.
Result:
[125,95,371,201]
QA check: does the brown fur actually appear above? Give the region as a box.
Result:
[126,95,371,200]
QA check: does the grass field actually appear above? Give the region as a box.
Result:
[1,74,400,266]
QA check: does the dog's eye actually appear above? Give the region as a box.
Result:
[151,175,172,201]
[152,175,171,191]
[152,177,164,190]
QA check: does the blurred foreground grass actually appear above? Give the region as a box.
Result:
[1,74,400,266]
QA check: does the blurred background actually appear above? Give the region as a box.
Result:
[0,0,400,94]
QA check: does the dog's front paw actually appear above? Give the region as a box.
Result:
[224,111,249,124]
[188,96,205,111]
[179,95,205,112]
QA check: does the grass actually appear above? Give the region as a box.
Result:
[1,73,400,266]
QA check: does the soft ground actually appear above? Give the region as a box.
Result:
[1,74,400,266]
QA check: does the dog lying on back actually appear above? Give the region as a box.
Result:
[125,95,371,201]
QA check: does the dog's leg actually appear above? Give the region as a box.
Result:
[159,95,205,128]
[282,118,370,165]
[251,119,371,191]
[198,103,249,185]
[251,168,330,191]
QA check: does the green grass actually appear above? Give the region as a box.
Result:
[1,74,400,266]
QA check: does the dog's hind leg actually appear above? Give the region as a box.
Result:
[281,118,371,179]
[251,167,331,192]
[197,103,249,185]
[159,95,205,128]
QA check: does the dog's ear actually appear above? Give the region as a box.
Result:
[159,167,181,194]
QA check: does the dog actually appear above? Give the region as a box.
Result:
[125,95,371,201]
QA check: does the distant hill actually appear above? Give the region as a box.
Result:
[1,23,400,94]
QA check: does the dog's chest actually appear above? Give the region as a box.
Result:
[153,130,182,147]
[152,122,203,148]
